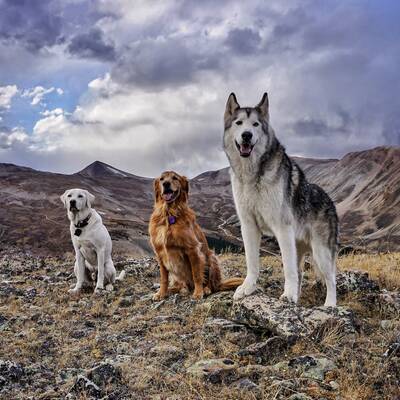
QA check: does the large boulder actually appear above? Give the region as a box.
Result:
[231,294,357,341]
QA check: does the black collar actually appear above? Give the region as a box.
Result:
[74,214,91,236]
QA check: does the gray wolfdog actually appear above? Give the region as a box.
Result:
[223,93,338,306]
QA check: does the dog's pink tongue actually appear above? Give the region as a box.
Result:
[240,144,251,154]
[163,193,173,201]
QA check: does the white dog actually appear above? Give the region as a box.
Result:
[60,188,125,294]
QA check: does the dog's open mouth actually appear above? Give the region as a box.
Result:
[69,205,78,212]
[235,140,254,157]
[162,189,178,203]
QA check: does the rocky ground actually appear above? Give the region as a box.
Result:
[0,248,399,399]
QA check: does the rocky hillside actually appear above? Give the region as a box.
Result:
[0,248,398,399]
[0,146,399,255]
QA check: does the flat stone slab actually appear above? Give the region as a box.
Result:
[231,294,357,340]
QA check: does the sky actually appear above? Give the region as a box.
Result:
[0,0,399,177]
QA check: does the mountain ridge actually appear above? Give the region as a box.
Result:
[1,145,399,255]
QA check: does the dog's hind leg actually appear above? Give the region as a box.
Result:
[104,259,116,292]
[94,248,106,294]
[233,217,261,300]
[296,243,308,299]
[311,238,336,307]
[276,225,299,304]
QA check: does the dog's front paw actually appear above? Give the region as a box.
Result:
[233,280,256,300]
[68,287,81,296]
[94,287,106,296]
[279,292,298,304]
[192,290,204,300]
[152,290,166,301]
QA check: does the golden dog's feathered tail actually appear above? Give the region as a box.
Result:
[207,252,244,293]
[218,277,244,291]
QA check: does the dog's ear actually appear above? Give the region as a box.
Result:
[256,92,269,121]
[60,190,69,208]
[84,190,95,208]
[180,175,189,202]
[224,92,240,121]
[153,178,161,202]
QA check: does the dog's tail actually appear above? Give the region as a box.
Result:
[218,277,244,291]
[116,270,126,281]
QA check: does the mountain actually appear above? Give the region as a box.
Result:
[0,146,399,256]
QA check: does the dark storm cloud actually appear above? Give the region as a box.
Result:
[112,37,222,88]
[0,0,63,51]
[68,28,116,61]
[225,28,262,54]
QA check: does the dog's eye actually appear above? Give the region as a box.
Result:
[160,177,164,181]
[78,194,83,198]
[67,194,72,198]
[172,176,178,180]
[235,121,243,125]
[253,122,259,127]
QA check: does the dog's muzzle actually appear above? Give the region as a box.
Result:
[69,200,78,212]
[235,140,255,157]
[162,188,178,203]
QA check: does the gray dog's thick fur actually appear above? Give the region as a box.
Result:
[223,93,338,306]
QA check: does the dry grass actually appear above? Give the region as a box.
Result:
[0,250,399,399]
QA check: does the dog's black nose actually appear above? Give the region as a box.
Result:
[70,199,76,206]
[163,181,171,189]
[241,131,253,142]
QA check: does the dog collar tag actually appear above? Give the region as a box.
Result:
[74,228,82,236]
[168,216,176,225]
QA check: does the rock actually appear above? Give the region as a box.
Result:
[236,364,273,381]
[383,335,400,358]
[67,361,122,399]
[288,394,312,400]
[187,358,237,383]
[336,270,380,295]
[202,317,255,345]
[0,359,24,384]
[152,314,183,325]
[118,296,134,307]
[203,317,247,333]
[380,319,400,329]
[231,294,357,341]
[232,377,259,391]
[273,355,336,381]
[68,375,101,398]
[200,291,234,318]
[329,380,340,390]
[238,336,288,362]
[87,361,121,387]
[378,290,400,313]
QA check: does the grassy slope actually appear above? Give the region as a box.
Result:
[0,251,399,399]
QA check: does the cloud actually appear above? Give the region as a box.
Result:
[0,126,28,149]
[0,85,18,110]
[0,0,63,51]
[1,0,400,176]
[68,27,116,61]
[21,86,63,106]
[225,28,262,54]
[112,35,222,88]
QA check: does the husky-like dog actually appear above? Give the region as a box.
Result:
[223,93,338,306]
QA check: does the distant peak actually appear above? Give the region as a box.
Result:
[77,161,132,178]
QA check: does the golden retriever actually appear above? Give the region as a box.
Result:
[149,171,243,300]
